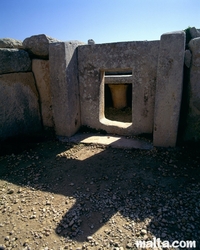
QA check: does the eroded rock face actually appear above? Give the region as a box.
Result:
[32,59,53,128]
[0,38,23,49]
[49,41,82,137]
[23,34,60,59]
[0,48,31,74]
[189,27,200,39]
[184,37,200,141]
[0,72,42,140]
[153,31,185,147]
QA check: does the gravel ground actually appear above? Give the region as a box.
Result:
[0,136,199,250]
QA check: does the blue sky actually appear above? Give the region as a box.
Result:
[0,0,200,44]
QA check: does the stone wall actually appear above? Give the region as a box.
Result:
[1,28,200,146]
[0,35,56,140]
[78,41,159,135]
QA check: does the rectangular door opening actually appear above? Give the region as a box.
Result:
[104,70,132,123]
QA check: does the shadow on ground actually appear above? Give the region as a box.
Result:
[0,136,200,247]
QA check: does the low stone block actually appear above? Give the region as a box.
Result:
[0,38,23,49]
[0,72,42,140]
[49,41,84,137]
[153,31,186,147]
[32,59,53,128]
[23,34,60,59]
[0,48,31,74]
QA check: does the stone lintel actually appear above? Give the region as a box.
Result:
[104,75,132,84]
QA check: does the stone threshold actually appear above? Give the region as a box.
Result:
[57,133,153,150]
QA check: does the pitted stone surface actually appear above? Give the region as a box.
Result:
[49,41,84,136]
[189,27,200,39]
[32,59,53,128]
[0,48,31,74]
[184,37,200,141]
[23,34,60,59]
[78,41,159,135]
[0,72,41,139]
[184,50,192,68]
[153,31,185,147]
[0,38,23,49]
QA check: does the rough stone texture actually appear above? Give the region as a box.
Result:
[0,48,31,74]
[32,59,53,128]
[0,38,23,48]
[184,37,200,141]
[0,72,41,140]
[88,39,95,45]
[23,34,60,59]
[189,27,200,39]
[49,41,84,137]
[104,75,132,84]
[78,41,159,135]
[184,49,192,68]
[153,31,186,147]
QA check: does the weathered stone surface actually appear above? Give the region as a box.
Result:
[49,41,84,136]
[189,27,200,39]
[88,39,95,45]
[153,31,186,147]
[0,48,31,74]
[0,72,41,140]
[78,41,159,135]
[184,37,200,141]
[0,38,23,48]
[184,50,192,68]
[32,59,53,128]
[23,34,60,59]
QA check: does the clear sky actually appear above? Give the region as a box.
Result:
[0,0,200,44]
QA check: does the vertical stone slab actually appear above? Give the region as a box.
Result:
[49,41,82,137]
[184,38,200,141]
[78,41,159,135]
[153,31,185,147]
[0,73,41,140]
[32,59,53,128]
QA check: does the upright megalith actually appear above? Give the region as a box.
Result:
[32,59,53,128]
[184,37,200,141]
[49,41,84,137]
[153,31,186,147]
[0,48,31,74]
[0,73,41,140]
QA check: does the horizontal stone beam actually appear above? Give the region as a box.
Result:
[104,75,132,84]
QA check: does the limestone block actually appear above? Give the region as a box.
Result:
[189,27,200,39]
[32,59,53,128]
[0,72,42,140]
[184,37,200,141]
[0,48,31,74]
[78,41,159,135]
[49,41,84,137]
[0,38,23,49]
[153,31,186,147]
[184,50,192,68]
[23,34,60,59]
